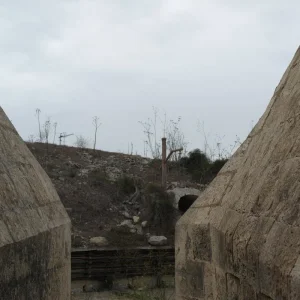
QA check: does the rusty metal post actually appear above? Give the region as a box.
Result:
[162,137,167,189]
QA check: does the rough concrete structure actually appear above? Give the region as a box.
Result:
[0,107,71,299]
[168,187,202,209]
[175,47,300,300]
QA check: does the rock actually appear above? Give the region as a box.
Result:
[133,216,140,224]
[65,207,72,213]
[90,236,109,247]
[141,221,148,228]
[105,166,122,181]
[118,220,135,229]
[148,236,168,246]
[122,211,131,219]
[135,225,143,235]
[83,284,98,292]
[78,169,89,177]
[141,159,150,165]
[130,228,137,234]
[145,233,151,239]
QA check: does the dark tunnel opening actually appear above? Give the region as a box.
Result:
[178,194,199,214]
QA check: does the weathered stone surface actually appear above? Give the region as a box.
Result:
[122,211,131,219]
[133,216,140,224]
[148,236,168,246]
[176,47,300,300]
[0,107,71,299]
[119,220,135,229]
[90,236,109,247]
[141,221,148,228]
[136,225,143,235]
[168,187,201,208]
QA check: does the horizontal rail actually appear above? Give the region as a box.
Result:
[71,247,175,281]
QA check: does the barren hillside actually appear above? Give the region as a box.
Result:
[27,143,202,248]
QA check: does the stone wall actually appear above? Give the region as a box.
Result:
[0,107,71,299]
[175,47,300,300]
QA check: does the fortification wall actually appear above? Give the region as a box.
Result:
[176,47,300,300]
[0,108,71,299]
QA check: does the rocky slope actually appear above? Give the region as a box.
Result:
[27,143,202,248]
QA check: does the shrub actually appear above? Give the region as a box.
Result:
[69,168,78,178]
[210,158,228,176]
[180,149,211,182]
[180,149,228,183]
[88,169,109,186]
[74,135,89,149]
[144,183,176,234]
[117,175,136,195]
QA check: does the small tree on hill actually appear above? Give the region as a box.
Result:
[92,116,101,151]
[180,148,228,183]
[139,107,187,159]
[35,108,42,142]
[75,135,89,149]
[53,122,58,144]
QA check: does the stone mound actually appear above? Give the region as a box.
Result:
[0,107,71,299]
[176,47,300,300]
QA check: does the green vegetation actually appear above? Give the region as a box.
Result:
[117,175,136,195]
[144,183,176,234]
[88,169,110,186]
[180,149,228,183]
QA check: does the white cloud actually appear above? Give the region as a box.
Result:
[1,0,299,154]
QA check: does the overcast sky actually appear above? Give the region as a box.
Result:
[1,1,299,157]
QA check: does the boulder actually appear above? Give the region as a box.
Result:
[118,220,135,229]
[122,211,131,219]
[141,221,148,228]
[90,236,109,247]
[105,166,122,181]
[148,236,168,246]
[135,225,143,235]
[133,216,140,224]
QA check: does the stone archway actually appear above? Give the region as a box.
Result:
[178,194,199,214]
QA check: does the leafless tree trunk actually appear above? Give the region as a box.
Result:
[53,122,57,144]
[92,116,101,151]
[43,118,51,145]
[36,108,42,142]
[43,118,51,154]
[162,138,167,188]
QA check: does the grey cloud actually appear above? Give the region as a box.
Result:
[1,0,299,155]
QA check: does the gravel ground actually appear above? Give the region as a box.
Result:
[72,288,175,300]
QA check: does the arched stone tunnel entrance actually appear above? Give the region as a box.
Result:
[178,194,199,214]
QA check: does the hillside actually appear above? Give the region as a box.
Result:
[27,143,202,248]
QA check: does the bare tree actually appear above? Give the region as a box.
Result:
[197,121,241,160]
[130,142,133,155]
[74,135,89,149]
[166,117,188,161]
[35,108,42,142]
[43,117,51,145]
[27,135,36,143]
[139,107,161,158]
[139,107,187,160]
[92,116,101,151]
[53,122,58,144]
